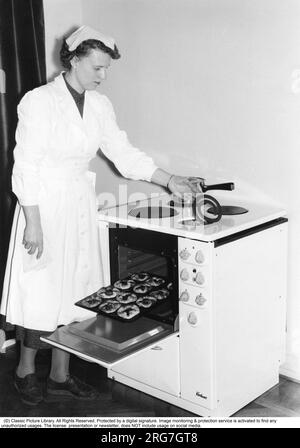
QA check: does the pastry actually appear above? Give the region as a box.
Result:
[80,296,102,308]
[114,279,135,291]
[96,287,106,296]
[133,284,150,294]
[130,272,150,282]
[116,293,137,304]
[158,288,170,298]
[99,300,121,314]
[114,290,127,297]
[117,304,140,320]
[149,289,169,301]
[146,276,165,287]
[97,287,119,299]
[136,297,155,308]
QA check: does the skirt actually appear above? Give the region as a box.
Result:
[0,314,52,349]
[0,171,105,343]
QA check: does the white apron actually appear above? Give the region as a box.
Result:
[0,73,157,332]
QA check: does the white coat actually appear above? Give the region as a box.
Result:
[0,73,157,332]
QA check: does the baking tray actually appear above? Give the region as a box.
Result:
[75,273,173,323]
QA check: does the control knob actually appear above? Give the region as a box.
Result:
[195,294,207,306]
[195,272,205,285]
[180,268,189,282]
[179,249,191,261]
[195,250,205,264]
[187,312,198,325]
[180,291,190,302]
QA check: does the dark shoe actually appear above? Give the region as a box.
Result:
[14,373,43,406]
[46,375,99,400]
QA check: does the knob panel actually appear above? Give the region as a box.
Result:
[178,238,211,311]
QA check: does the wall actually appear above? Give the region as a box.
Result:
[44,0,300,379]
[82,0,300,381]
[43,0,82,80]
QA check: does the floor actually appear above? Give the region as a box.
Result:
[0,346,300,418]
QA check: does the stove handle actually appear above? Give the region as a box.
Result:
[201,182,235,192]
[187,177,235,193]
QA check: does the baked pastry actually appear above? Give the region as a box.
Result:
[130,272,150,282]
[97,287,119,299]
[80,296,102,308]
[133,284,150,294]
[145,294,157,303]
[146,276,165,287]
[136,297,155,308]
[114,279,135,291]
[99,300,121,314]
[159,288,170,298]
[96,287,106,295]
[114,290,127,297]
[116,293,137,304]
[149,289,169,301]
[117,304,140,320]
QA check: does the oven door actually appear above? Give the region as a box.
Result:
[41,314,175,369]
[41,223,178,368]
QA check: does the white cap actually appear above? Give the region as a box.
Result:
[66,25,116,52]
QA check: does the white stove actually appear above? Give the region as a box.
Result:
[43,191,288,417]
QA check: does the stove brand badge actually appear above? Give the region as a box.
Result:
[196,392,208,400]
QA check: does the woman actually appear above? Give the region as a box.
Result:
[0,26,197,405]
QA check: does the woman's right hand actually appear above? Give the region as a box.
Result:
[23,222,43,258]
[22,205,44,259]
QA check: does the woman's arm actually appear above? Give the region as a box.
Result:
[150,168,172,188]
[12,90,50,259]
[99,96,157,182]
[99,96,203,197]
[12,90,49,206]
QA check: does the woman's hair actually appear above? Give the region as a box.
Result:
[60,38,121,70]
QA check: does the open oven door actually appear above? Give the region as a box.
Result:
[40,314,176,369]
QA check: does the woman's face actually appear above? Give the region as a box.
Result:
[71,48,111,91]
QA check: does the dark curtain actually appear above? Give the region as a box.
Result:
[0,0,46,299]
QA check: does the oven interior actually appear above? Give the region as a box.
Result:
[109,225,179,326]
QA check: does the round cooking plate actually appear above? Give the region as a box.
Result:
[129,206,179,219]
[168,199,193,207]
[207,205,248,215]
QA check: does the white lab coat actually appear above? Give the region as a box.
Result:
[0,73,157,332]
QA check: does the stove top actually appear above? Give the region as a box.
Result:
[98,193,287,242]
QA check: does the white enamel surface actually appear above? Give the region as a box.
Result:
[213,223,287,411]
[110,333,180,397]
[98,193,286,242]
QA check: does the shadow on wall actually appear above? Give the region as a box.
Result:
[48,25,79,81]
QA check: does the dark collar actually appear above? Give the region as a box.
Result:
[63,73,85,102]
